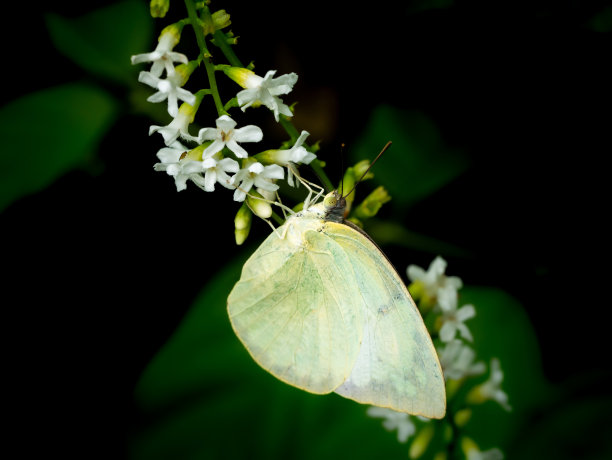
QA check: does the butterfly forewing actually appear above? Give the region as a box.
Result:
[228,221,365,394]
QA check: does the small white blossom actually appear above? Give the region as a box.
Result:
[366,407,416,443]
[476,358,512,411]
[138,70,196,117]
[231,160,284,202]
[149,103,198,146]
[438,340,486,380]
[236,70,298,121]
[131,27,188,77]
[439,303,476,343]
[467,447,504,460]
[197,115,263,159]
[407,256,463,312]
[261,130,316,186]
[153,142,205,191]
[200,154,239,192]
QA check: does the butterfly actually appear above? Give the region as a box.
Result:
[227,178,445,418]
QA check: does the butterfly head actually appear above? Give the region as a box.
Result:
[322,190,346,223]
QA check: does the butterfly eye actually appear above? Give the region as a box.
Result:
[324,194,338,208]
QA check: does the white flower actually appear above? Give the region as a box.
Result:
[197,115,263,159]
[230,160,284,202]
[149,102,198,146]
[260,130,316,186]
[138,70,196,117]
[475,358,512,411]
[131,27,188,77]
[467,448,505,460]
[236,70,298,121]
[153,142,205,191]
[407,256,463,312]
[200,154,239,192]
[438,340,486,380]
[366,406,416,443]
[462,437,504,460]
[439,303,476,342]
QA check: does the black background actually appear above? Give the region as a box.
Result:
[3,0,611,457]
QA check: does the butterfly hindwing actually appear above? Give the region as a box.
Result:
[327,222,446,418]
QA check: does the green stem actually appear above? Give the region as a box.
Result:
[199,6,335,192]
[184,0,225,116]
[213,30,243,67]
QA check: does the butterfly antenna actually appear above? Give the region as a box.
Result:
[339,142,346,196]
[343,141,392,199]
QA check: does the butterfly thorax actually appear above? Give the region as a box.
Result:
[296,190,346,223]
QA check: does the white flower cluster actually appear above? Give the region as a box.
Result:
[131,26,316,203]
[367,256,511,456]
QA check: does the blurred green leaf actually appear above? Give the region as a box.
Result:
[351,105,469,208]
[132,253,412,459]
[588,6,612,33]
[0,83,118,212]
[45,0,153,84]
[455,286,555,450]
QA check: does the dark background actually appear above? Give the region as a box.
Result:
[3,0,611,458]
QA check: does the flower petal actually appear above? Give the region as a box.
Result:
[233,125,263,143]
[227,140,249,159]
[216,114,237,131]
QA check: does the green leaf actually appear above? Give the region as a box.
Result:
[45,0,153,84]
[351,105,469,207]
[0,84,118,212]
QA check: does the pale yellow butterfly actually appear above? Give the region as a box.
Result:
[227,183,445,418]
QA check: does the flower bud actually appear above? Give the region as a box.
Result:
[150,0,169,17]
[454,408,472,428]
[235,203,252,245]
[352,158,374,182]
[353,186,391,220]
[247,191,272,219]
[408,423,434,459]
[433,451,448,460]
[159,22,184,46]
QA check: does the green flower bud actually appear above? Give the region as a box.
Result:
[433,451,448,460]
[150,0,169,18]
[159,22,184,44]
[235,203,252,245]
[454,408,472,428]
[352,158,374,182]
[353,186,391,220]
[409,424,435,459]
